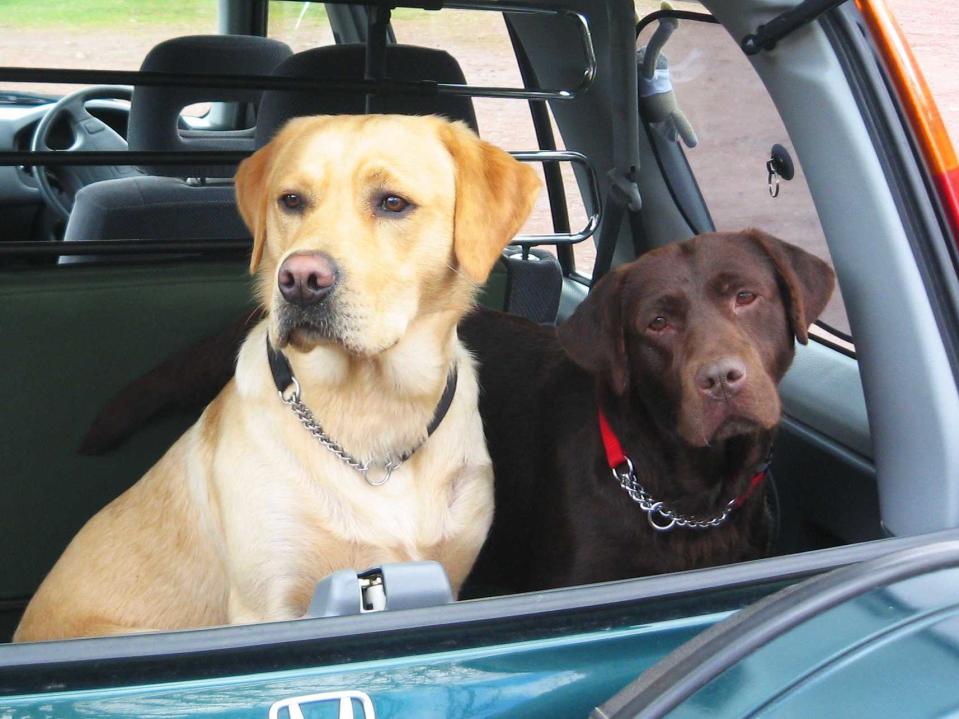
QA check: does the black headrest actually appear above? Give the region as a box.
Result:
[128,35,292,177]
[256,44,478,147]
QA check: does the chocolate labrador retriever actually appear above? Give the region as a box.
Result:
[462,229,834,595]
[79,229,833,596]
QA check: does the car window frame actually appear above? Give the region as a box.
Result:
[1,0,955,679]
[826,5,959,372]
[3,527,959,695]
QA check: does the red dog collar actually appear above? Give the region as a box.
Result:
[598,408,769,530]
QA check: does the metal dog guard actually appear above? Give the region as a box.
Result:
[0,2,596,102]
[0,0,603,256]
[0,149,598,257]
[363,4,394,113]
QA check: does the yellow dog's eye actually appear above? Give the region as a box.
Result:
[379,194,410,213]
[279,193,304,212]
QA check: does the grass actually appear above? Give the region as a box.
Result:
[0,0,218,28]
[267,1,330,29]
[0,0,428,31]
[0,0,706,30]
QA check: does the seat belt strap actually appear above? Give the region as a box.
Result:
[592,170,643,282]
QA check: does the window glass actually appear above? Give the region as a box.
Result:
[636,9,851,339]
[889,0,959,151]
[0,0,218,97]
[268,1,335,52]
[636,0,706,13]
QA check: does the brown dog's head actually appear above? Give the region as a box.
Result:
[558,229,835,447]
[235,114,541,354]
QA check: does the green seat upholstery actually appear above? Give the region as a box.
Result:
[0,258,509,641]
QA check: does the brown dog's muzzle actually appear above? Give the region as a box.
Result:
[278,251,339,307]
[695,356,748,401]
[681,341,779,446]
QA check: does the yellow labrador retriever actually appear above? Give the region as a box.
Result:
[15,114,541,641]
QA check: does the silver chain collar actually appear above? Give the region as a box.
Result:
[612,458,739,532]
[279,379,418,487]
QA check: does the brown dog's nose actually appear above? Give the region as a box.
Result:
[278,252,338,306]
[696,358,747,400]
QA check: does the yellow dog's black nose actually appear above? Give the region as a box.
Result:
[278,251,338,306]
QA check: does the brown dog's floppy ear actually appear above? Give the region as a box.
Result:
[745,228,836,344]
[557,268,630,395]
[442,121,542,283]
[235,141,277,274]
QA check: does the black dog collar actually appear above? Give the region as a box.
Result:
[266,335,458,484]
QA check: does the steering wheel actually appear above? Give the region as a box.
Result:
[31,85,136,221]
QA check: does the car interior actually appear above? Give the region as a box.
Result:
[0,0,957,689]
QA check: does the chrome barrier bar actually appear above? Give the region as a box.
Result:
[0,67,440,97]
[511,150,599,245]
[0,240,251,257]
[442,2,596,100]
[0,151,599,253]
[0,151,249,167]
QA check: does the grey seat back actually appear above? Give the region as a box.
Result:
[255,43,478,144]
[60,34,292,262]
[60,42,474,262]
[64,177,250,251]
[130,34,293,179]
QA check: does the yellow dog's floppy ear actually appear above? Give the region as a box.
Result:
[235,141,277,274]
[442,121,542,283]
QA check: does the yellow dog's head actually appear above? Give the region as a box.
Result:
[235,114,541,355]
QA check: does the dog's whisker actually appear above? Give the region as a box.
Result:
[446,263,469,281]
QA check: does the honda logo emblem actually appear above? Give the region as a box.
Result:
[269,690,376,719]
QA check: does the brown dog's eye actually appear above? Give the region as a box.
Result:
[648,316,668,332]
[279,193,305,212]
[379,194,410,213]
[736,290,757,306]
